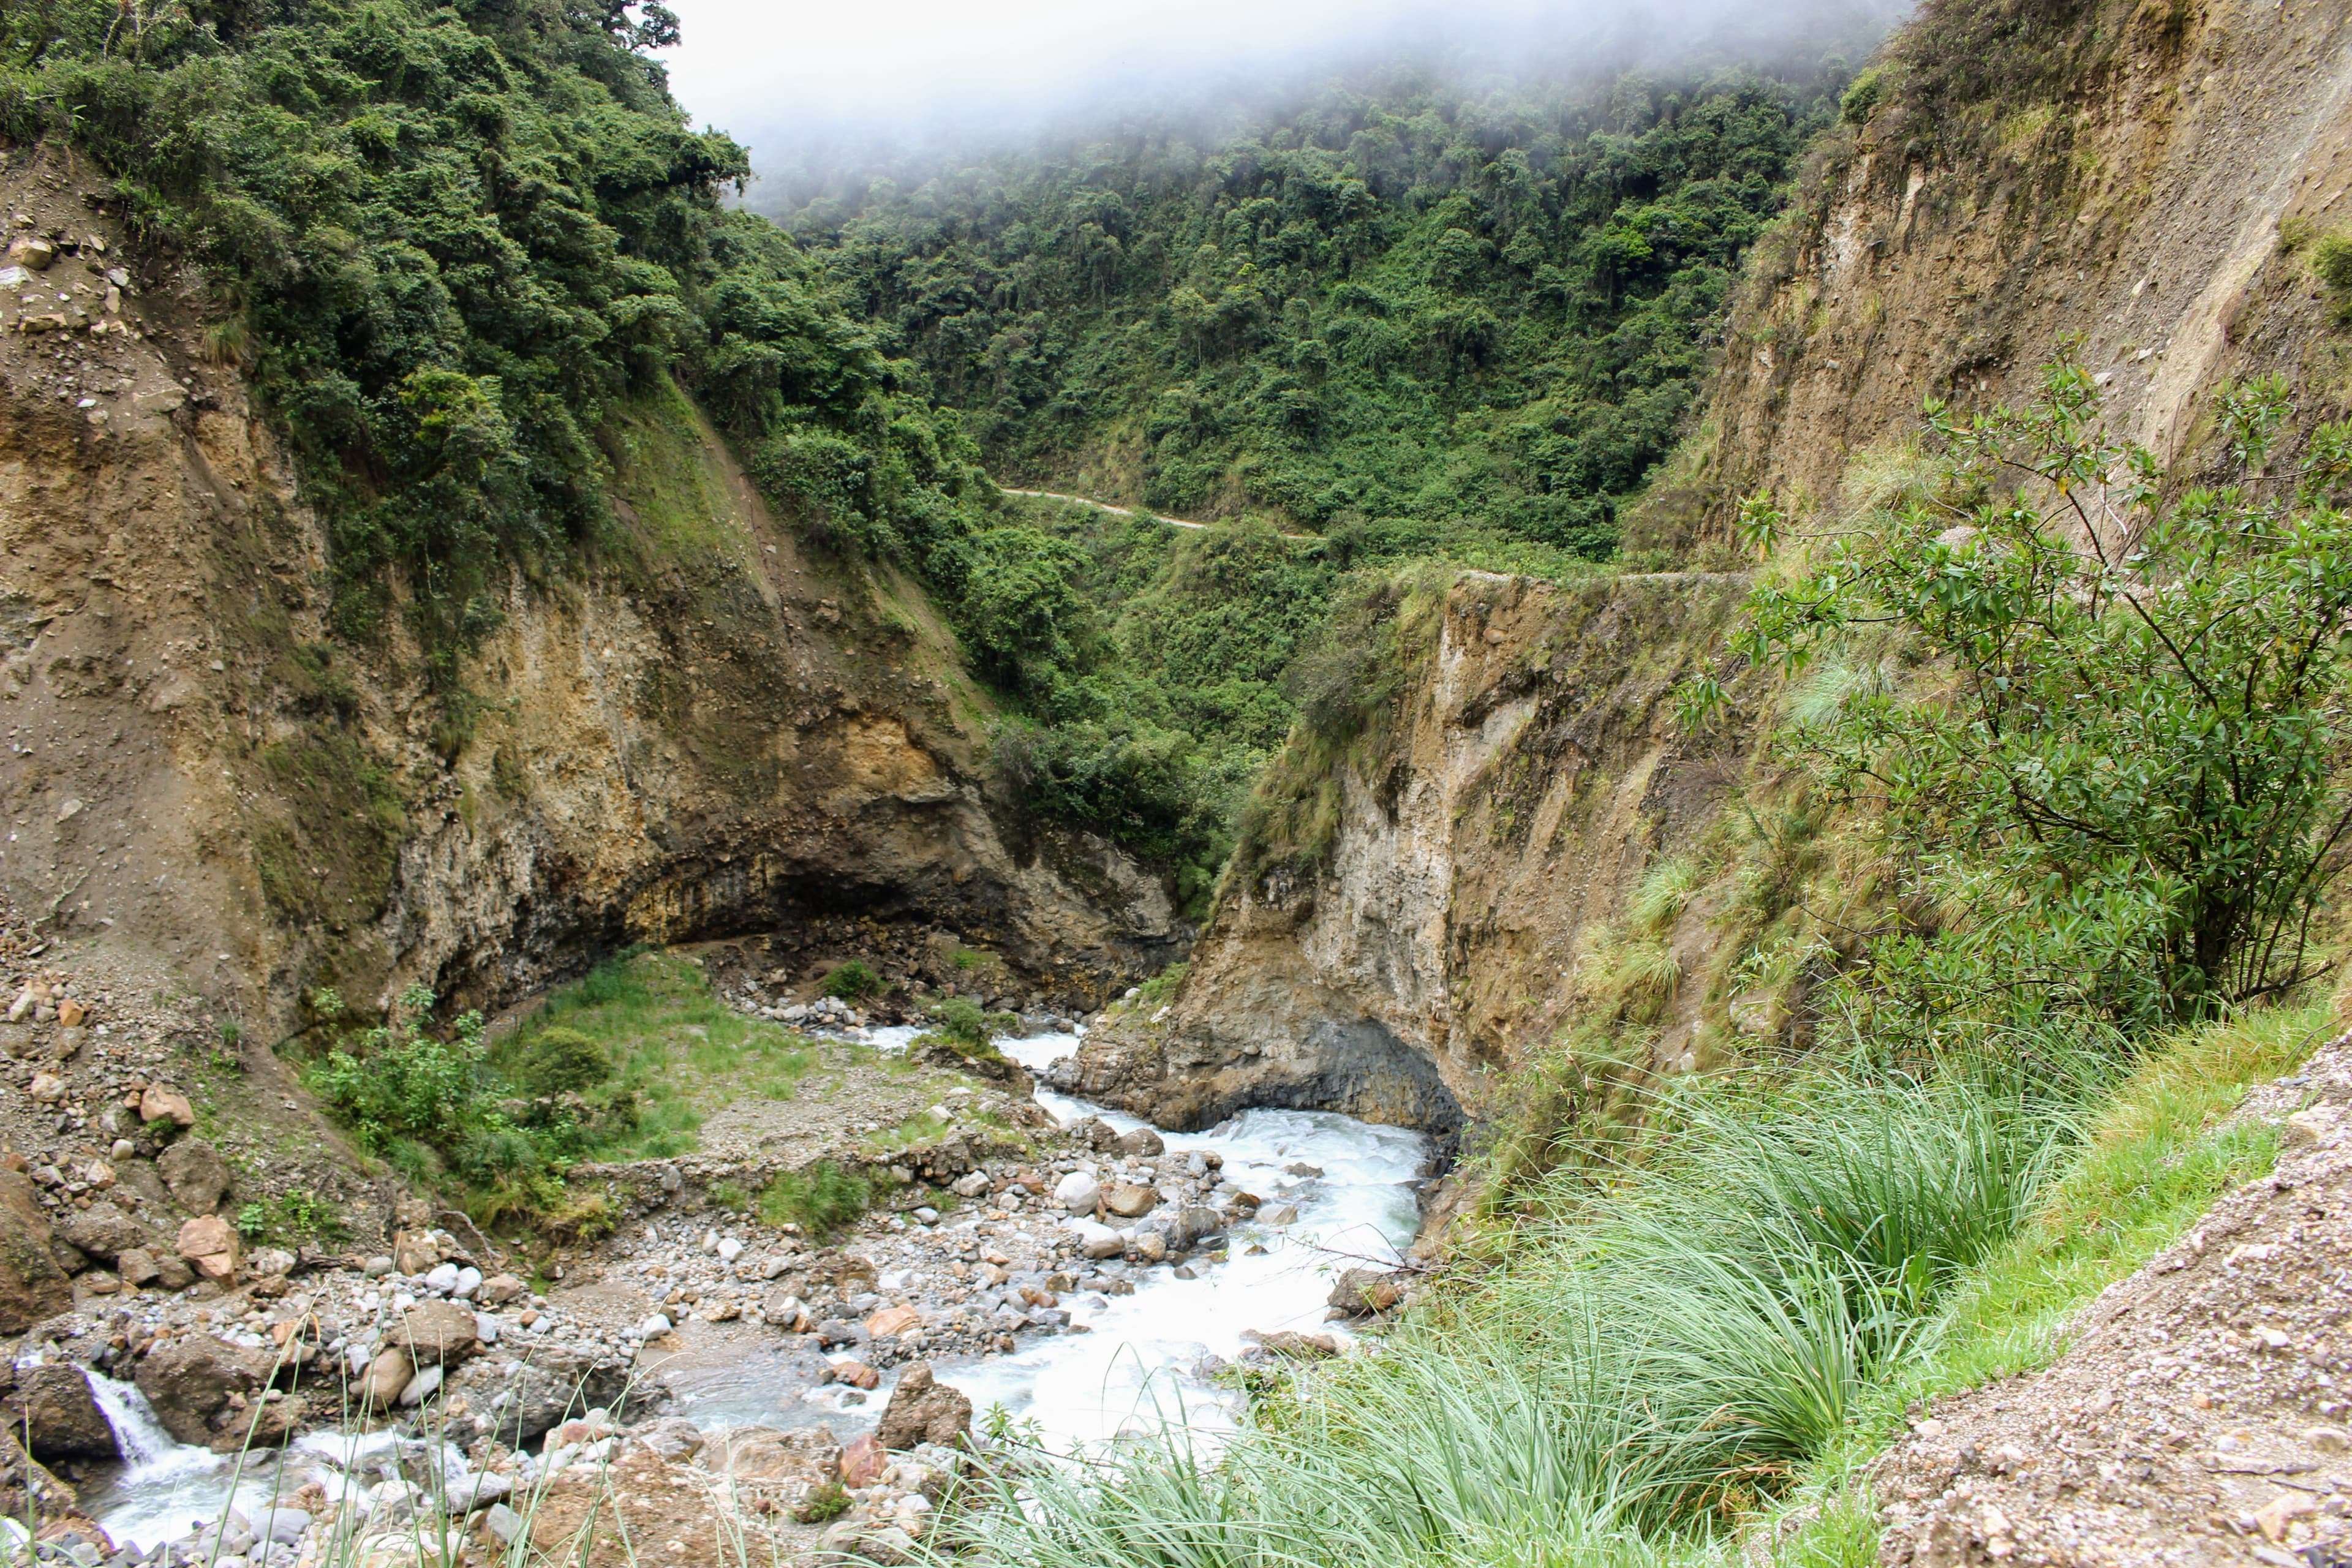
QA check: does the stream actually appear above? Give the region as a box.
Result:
[75,1029,1427,1545]
[936,1029,1428,1448]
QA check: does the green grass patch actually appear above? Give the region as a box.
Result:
[1760,1003,2328,1562]
[758,1161,873,1238]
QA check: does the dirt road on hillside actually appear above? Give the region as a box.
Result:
[997,486,1316,541]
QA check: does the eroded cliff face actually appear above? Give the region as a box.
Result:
[1075,0,2352,1148]
[1068,571,1749,1133]
[1645,0,2352,547]
[0,143,1180,1027]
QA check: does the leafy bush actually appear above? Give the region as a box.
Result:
[511,1028,610,1096]
[313,986,488,1153]
[758,1161,872,1238]
[1732,358,2352,1031]
[819,960,883,1001]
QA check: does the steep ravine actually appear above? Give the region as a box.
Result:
[0,141,1183,1036]
[1078,0,2352,1175]
[1068,570,1752,1136]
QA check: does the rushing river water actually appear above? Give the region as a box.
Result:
[940,1029,1429,1448]
[77,1027,1428,1545]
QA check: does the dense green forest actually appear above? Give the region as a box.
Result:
[772,61,1859,558]
[0,0,987,673]
[0,1,1863,899]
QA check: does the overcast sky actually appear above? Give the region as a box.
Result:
[658,0,1898,167]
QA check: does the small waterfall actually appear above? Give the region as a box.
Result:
[85,1373,208,1478]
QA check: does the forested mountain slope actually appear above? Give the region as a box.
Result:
[0,0,1185,1024]
[771,51,1875,559]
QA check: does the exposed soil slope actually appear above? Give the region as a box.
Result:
[0,141,1182,1042]
[1653,0,2352,548]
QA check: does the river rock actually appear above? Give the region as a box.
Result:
[138,1084,196,1129]
[176,1215,239,1279]
[1329,1267,1408,1316]
[874,1362,971,1450]
[393,1229,442,1275]
[839,1431,888,1488]
[157,1139,230,1213]
[1244,1330,1338,1359]
[467,1343,630,1445]
[6,1364,117,1461]
[1052,1171,1099,1213]
[0,1170,73,1331]
[213,1390,305,1451]
[59,1203,157,1266]
[134,1336,273,1444]
[1104,1183,1159,1219]
[254,1507,311,1546]
[864,1305,921,1340]
[1069,1220,1125,1259]
[358,1348,413,1408]
[391,1299,480,1364]
[479,1273,525,1305]
[398,1365,444,1407]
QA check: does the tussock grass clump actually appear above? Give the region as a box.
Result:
[956,1064,2068,1565]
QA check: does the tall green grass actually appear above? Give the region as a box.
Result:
[949,1068,2070,1566]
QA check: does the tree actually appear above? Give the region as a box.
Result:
[1731,357,2352,1028]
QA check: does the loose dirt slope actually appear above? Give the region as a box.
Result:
[1877,1036,2352,1566]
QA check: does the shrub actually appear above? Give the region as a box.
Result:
[312,987,487,1153]
[758,1161,872,1237]
[796,1482,849,1524]
[820,960,883,1001]
[1733,356,2352,1030]
[512,1027,610,1095]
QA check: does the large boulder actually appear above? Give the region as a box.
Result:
[61,1204,160,1267]
[0,1171,73,1332]
[175,1215,239,1280]
[6,1365,118,1461]
[456,1343,631,1446]
[391,1300,480,1365]
[873,1363,970,1450]
[156,1140,230,1215]
[1328,1267,1409,1316]
[134,1337,274,1446]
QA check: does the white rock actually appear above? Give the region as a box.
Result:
[475,1313,500,1344]
[717,1238,744,1264]
[1054,1172,1101,1213]
[702,1231,720,1254]
[641,1313,674,1337]
[398,1365,444,1407]
[1069,1220,1125,1259]
[451,1267,483,1300]
[423,1263,461,1295]
[952,1172,991,1197]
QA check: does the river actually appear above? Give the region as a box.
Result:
[77,1028,1427,1546]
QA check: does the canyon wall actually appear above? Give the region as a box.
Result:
[1066,570,1750,1133]
[0,144,1181,1028]
[1077,0,2352,1140]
